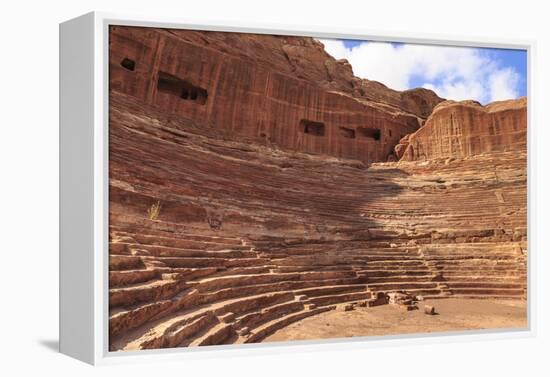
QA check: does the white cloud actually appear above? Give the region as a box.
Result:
[489,67,520,101]
[319,39,521,104]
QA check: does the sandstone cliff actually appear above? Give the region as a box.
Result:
[156,28,443,119]
[110,26,443,164]
[108,89,527,350]
[398,98,527,161]
[108,26,527,351]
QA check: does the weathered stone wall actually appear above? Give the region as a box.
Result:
[108,90,527,351]
[107,26,526,350]
[109,26,442,163]
[398,98,527,161]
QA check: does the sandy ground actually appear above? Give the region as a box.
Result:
[265,299,527,343]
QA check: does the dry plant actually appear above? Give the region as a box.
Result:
[147,201,161,220]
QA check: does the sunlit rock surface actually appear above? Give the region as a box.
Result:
[108,27,527,351]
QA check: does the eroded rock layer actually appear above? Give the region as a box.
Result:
[110,26,443,164]
[398,98,527,161]
[109,89,526,350]
[108,27,526,351]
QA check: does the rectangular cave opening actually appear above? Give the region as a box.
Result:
[120,57,136,71]
[300,119,325,136]
[357,127,381,141]
[157,71,208,105]
[339,127,356,139]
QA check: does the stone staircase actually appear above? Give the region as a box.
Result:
[418,242,527,300]
[108,228,406,350]
[109,223,527,351]
[108,91,527,350]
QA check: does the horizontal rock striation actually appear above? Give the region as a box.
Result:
[109,90,526,350]
[110,26,443,164]
[398,98,527,161]
[108,27,527,351]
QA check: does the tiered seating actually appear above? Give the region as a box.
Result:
[419,242,527,299]
[109,91,527,350]
[109,228,387,350]
[114,227,530,350]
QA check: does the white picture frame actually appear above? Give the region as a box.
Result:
[59,11,535,365]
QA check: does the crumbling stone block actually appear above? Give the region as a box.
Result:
[219,312,236,323]
[424,305,436,315]
[344,304,355,311]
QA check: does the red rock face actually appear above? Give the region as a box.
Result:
[108,26,527,351]
[108,92,527,350]
[399,98,527,161]
[110,26,443,164]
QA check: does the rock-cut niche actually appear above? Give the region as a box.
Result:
[300,119,325,136]
[157,71,208,105]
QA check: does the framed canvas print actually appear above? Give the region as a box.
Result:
[59,12,532,365]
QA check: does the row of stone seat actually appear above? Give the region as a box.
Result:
[108,94,527,349]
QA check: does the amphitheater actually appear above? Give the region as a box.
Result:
[108,26,527,351]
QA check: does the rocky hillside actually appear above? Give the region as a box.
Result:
[108,26,527,351]
[110,26,443,163]
[397,98,527,161]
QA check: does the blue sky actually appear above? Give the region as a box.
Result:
[322,39,527,104]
